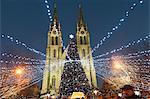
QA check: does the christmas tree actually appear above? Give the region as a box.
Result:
[59,36,91,97]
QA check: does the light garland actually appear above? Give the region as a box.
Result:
[1,34,46,57]
[92,0,144,53]
[94,50,150,62]
[94,56,149,90]
[1,52,45,62]
[0,60,45,65]
[93,34,150,59]
[44,0,53,22]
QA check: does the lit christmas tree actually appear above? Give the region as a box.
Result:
[59,35,92,97]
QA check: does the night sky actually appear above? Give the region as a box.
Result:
[1,0,149,59]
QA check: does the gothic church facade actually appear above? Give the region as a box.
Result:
[41,3,97,98]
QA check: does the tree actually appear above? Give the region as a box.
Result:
[59,37,91,97]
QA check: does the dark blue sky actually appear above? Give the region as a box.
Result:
[1,0,149,58]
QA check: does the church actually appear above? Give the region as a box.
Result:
[41,2,97,98]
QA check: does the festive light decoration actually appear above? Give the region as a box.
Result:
[44,0,53,21]
[1,52,45,62]
[0,49,149,98]
[92,0,144,53]
[1,0,148,98]
[94,50,150,61]
[94,57,149,90]
[59,38,92,97]
[1,34,46,57]
[0,62,46,97]
[93,34,150,59]
[0,60,45,65]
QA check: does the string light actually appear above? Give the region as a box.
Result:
[44,0,53,22]
[94,34,150,59]
[0,60,45,65]
[1,34,46,57]
[1,52,45,62]
[94,55,149,90]
[92,0,144,53]
[94,50,150,61]
[140,0,143,4]
[0,0,147,97]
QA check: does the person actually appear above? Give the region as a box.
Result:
[121,85,141,99]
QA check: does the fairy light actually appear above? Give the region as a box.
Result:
[0,61,62,98]
[1,52,45,62]
[140,0,143,4]
[44,0,53,21]
[92,0,145,53]
[1,52,149,98]
[44,0,53,22]
[94,54,149,64]
[1,34,46,57]
[94,55,149,90]
[0,0,147,97]
[94,34,150,59]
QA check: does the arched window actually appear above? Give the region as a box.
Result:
[52,37,54,45]
[54,49,56,58]
[56,36,58,45]
[84,36,86,44]
[83,49,86,57]
[52,76,56,87]
[80,36,83,44]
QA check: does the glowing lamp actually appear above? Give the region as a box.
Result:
[15,68,23,75]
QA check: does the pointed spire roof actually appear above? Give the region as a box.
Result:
[53,0,58,22]
[50,0,60,31]
[78,4,86,27]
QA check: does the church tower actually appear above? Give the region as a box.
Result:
[76,5,97,87]
[41,1,63,97]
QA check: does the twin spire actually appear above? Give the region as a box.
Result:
[52,1,86,28]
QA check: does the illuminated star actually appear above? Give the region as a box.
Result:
[69,34,74,39]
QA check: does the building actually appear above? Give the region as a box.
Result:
[40,2,97,98]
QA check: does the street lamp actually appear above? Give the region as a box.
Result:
[14,67,24,78]
[15,68,23,75]
[112,59,123,70]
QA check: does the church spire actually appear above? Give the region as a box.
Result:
[78,4,86,27]
[53,0,58,21]
[50,0,60,30]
